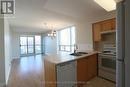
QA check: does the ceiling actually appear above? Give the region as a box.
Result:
[9,0,115,33]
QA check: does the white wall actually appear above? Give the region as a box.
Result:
[10,30,20,59]
[75,22,93,51]
[0,17,11,87]
[43,33,57,54]
[0,17,6,87]
[4,19,11,84]
[76,22,92,44]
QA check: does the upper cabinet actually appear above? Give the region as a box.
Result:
[101,18,116,32]
[101,20,112,31]
[111,18,116,30]
[92,18,116,42]
[93,23,101,42]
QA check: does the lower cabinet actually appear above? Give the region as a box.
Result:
[77,57,89,86]
[77,54,97,87]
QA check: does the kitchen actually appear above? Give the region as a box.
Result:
[43,1,124,87]
[44,17,116,87]
[43,0,128,85]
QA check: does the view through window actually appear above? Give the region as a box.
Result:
[20,35,41,56]
[57,26,76,52]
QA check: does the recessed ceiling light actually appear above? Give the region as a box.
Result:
[94,0,116,12]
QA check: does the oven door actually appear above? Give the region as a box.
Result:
[98,54,116,73]
[98,54,116,82]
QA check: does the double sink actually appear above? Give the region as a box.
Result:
[70,52,88,56]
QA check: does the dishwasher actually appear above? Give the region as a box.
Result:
[56,61,77,87]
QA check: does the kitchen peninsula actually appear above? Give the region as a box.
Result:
[44,51,98,87]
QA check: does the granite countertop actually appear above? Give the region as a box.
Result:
[43,51,98,65]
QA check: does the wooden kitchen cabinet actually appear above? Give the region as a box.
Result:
[44,60,57,87]
[92,18,116,42]
[111,18,116,30]
[77,57,89,86]
[101,20,112,31]
[93,23,101,42]
[101,18,116,31]
[77,54,98,87]
[87,54,97,79]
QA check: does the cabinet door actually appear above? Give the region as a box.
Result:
[101,20,112,31]
[77,54,98,87]
[93,23,101,42]
[77,57,89,86]
[87,54,97,79]
[111,18,116,30]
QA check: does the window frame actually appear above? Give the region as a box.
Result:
[20,35,42,57]
[57,26,76,52]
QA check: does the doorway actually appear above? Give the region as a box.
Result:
[20,35,42,57]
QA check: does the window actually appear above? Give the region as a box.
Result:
[20,37,27,54]
[35,35,41,54]
[20,35,42,56]
[57,26,76,52]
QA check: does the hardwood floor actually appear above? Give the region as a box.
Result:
[7,55,115,87]
[7,55,44,87]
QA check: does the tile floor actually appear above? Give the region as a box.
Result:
[83,77,116,87]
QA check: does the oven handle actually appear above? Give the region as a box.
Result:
[99,56,116,60]
[99,55,116,58]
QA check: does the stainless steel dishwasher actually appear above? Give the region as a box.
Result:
[56,61,77,87]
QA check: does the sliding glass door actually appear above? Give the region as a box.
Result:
[27,37,34,54]
[20,35,41,57]
[20,37,28,55]
[35,35,41,54]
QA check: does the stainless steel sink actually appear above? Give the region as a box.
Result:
[70,53,82,56]
[76,52,88,54]
[70,52,88,56]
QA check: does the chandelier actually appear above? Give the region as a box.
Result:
[48,30,56,39]
[43,23,57,39]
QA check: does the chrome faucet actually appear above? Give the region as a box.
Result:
[74,44,78,53]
